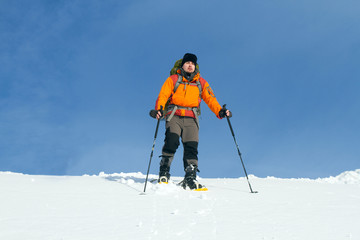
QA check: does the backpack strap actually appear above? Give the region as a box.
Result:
[166,105,178,122]
[197,77,206,99]
[173,74,183,93]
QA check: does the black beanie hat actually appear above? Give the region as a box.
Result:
[181,53,197,67]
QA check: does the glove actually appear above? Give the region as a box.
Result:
[149,110,158,118]
[149,106,164,119]
[219,108,232,119]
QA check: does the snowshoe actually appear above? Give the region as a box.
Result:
[181,164,208,191]
[180,177,208,191]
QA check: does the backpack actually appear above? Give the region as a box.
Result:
[164,59,204,117]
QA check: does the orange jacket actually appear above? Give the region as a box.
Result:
[155,73,222,118]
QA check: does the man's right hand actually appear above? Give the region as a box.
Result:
[149,109,163,119]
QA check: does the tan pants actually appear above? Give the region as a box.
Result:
[160,115,199,170]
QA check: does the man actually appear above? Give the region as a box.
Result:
[152,53,231,190]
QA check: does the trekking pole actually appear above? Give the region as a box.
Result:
[142,106,163,194]
[223,104,258,193]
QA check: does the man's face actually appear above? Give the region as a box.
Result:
[182,61,195,73]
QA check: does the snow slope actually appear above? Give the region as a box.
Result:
[1,170,360,240]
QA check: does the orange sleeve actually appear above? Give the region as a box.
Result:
[201,82,222,118]
[155,77,174,110]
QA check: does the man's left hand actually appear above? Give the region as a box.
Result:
[219,109,232,118]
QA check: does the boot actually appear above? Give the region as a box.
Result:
[181,164,207,190]
[158,165,170,183]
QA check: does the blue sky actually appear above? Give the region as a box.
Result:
[1,0,359,179]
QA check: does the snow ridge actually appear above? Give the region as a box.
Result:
[2,169,360,184]
[95,170,360,186]
[317,169,360,184]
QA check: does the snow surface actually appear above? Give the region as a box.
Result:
[1,170,360,240]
